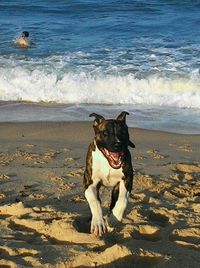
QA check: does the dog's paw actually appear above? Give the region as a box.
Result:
[106,213,121,229]
[104,216,115,233]
[91,217,106,237]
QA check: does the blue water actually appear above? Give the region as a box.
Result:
[0,0,200,133]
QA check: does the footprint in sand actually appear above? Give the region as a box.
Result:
[149,207,176,226]
[28,193,46,200]
[133,224,162,241]
[175,163,200,173]
[175,240,200,250]
[10,214,104,246]
[168,164,200,199]
[51,176,75,191]
[170,184,194,198]
[191,203,200,213]
[43,151,59,160]
[51,176,64,183]
[0,174,10,180]
[59,182,75,191]
[0,193,6,199]
[24,144,36,148]
[0,202,104,247]
[19,185,45,199]
[67,168,84,178]
[0,152,17,166]
[71,195,85,203]
[17,149,60,167]
[169,143,192,152]
[66,244,168,268]
[146,149,166,160]
[134,155,147,160]
[62,147,71,152]
[0,245,38,257]
[134,174,154,191]
[0,246,41,267]
[169,227,200,250]
[65,157,75,162]
[177,144,192,152]
[0,160,12,167]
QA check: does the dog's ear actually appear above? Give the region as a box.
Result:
[116,111,129,123]
[89,113,105,127]
[117,111,135,148]
[129,140,135,148]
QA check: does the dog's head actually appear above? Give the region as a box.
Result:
[90,111,135,169]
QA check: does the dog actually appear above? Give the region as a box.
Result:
[84,111,135,237]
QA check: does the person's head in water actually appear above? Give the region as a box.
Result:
[22,31,29,38]
[18,31,30,47]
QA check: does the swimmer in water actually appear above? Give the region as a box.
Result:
[17,31,29,47]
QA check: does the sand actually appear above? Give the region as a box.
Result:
[0,122,200,268]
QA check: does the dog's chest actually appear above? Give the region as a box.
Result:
[91,146,124,187]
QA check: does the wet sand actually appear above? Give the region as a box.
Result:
[0,122,200,268]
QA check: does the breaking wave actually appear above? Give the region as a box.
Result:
[0,63,200,108]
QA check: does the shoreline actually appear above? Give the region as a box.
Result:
[0,121,200,267]
[1,120,200,135]
[1,102,200,135]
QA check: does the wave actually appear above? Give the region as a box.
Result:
[0,65,200,108]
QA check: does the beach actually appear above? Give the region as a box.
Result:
[0,0,200,267]
[0,121,200,268]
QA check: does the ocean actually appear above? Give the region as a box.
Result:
[0,0,200,133]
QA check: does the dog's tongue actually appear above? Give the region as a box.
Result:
[109,152,121,161]
[103,149,123,169]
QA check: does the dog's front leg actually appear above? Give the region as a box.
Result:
[85,184,106,237]
[110,180,129,223]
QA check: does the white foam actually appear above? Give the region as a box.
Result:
[0,64,200,108]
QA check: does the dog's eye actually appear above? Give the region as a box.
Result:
[102,131,109,137]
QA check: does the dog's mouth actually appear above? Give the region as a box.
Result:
[101,148,123,169]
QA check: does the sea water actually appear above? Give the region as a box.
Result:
[0,0,200,133]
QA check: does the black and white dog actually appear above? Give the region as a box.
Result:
[84,111,135,237]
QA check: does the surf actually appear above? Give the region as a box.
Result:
[0,65,199,109]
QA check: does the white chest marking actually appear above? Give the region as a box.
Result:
[92,146,124,187]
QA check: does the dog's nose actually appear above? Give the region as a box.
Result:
[114,141,122,150]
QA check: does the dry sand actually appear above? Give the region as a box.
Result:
[0,122,200,268]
